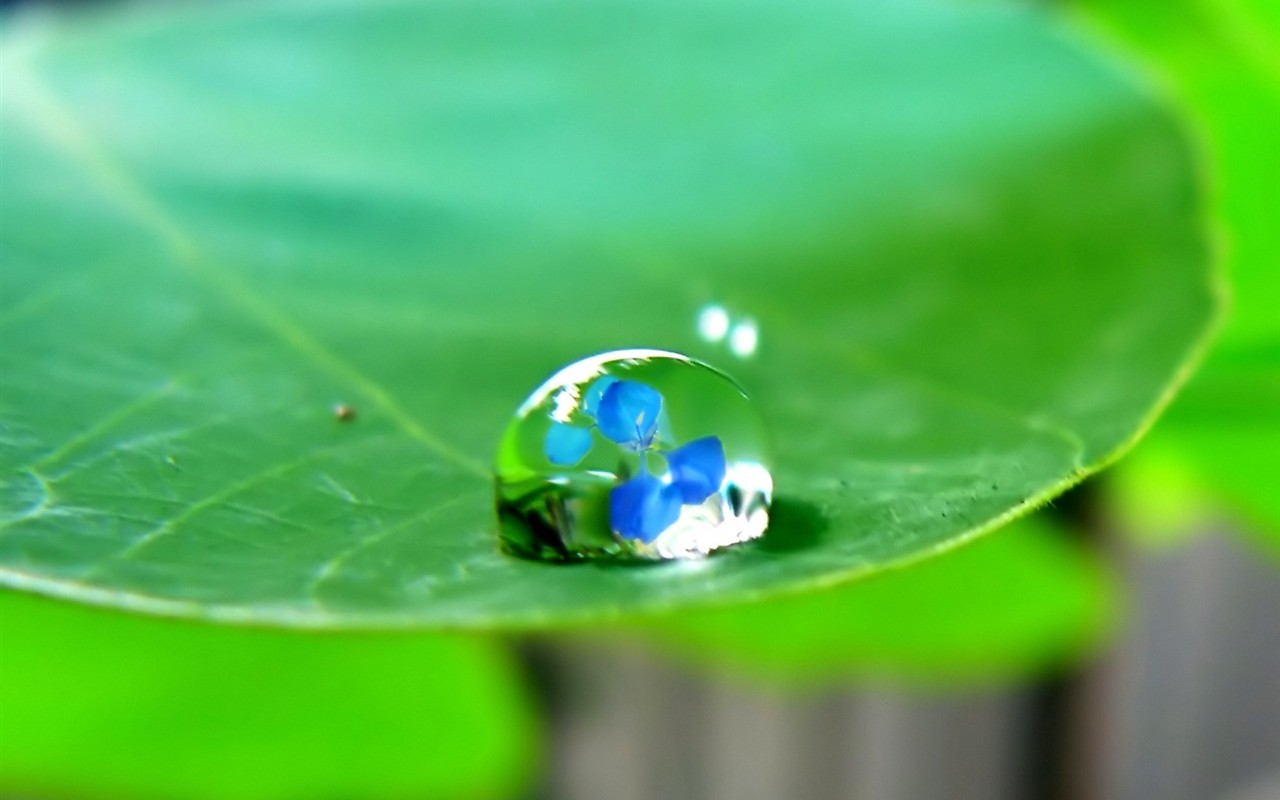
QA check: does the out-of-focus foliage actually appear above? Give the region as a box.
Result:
[0,592,538,800]
[1076,0,1280,551]
[0,0,1215,628]
[637,515,1113,686]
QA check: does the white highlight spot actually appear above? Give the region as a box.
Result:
[729,318,759,358]
[550,386,580,422]
[697,304,731,342]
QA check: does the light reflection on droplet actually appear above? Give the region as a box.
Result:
[729,318,759,358]
[550,386,579,422]
[697,304,731,342]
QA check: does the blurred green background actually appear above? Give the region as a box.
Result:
[0,1,1275,799]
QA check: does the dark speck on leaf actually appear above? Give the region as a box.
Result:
[334,403,357,422]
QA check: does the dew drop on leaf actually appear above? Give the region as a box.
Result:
[494,349,773,561]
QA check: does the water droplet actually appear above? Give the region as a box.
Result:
[696,304,731,342]
[693,303,760,359]
[728,317,759,358]
[495,349,773,561]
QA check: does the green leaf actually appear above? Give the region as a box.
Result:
[0,592,537,800]
[0,0,1216,628]
[1074,0,1280,549]
[632,515,1114,685]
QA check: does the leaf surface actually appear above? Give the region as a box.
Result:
[0,0,1216,627]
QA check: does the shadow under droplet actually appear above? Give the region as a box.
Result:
[752,495,830,554]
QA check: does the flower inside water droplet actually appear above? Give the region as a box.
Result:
[494,349,773,561]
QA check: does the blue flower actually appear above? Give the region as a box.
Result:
[664,436,727,504]
[544,377,657,465]
[581,375,618,417]
[543,376,728,544]
[595,379,662,451]
[608,472,683,543]
[544,422,593,466]
[609,436,726,544]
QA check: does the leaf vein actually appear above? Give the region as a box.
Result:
[80,435,400,576]
[307,490,485,602]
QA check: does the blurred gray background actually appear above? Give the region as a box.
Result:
[532,532,1280,800]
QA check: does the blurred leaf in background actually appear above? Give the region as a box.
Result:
[0,592,538,800]
[0,0,1215,628]
[1075,0,1280,552]
[633,514,1113,686]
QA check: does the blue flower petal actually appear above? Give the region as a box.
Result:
[544,422,593,466]
[609,472,683,543]
[665,435,726,504]
[596,380,662,448]
[581,375,619,419]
